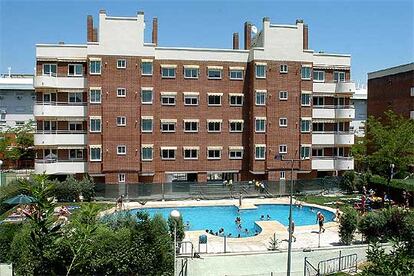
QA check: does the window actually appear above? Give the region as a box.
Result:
[184,67,199,79]
[90,60,101,75]
[255,64,266,78]
[279,91,288,100]
[300,146,311,159]
[279,145,287,154]
[141,61,153,75]
[161,67,176,78]
[117,88,126,97]
[184,94,199,105]
[229,120,243,132]
[229,147,243,159]
[207,68,222,79]
[90,117,101,133]
[301,66,312,80]
[255,118,266,132]
[334,97,345,106]
[312,148,324,157]
[184,148,198,160]
[90,89,101,103]
[334,122,345,132]
[229,69,243,80]
[68,92,83,103]
[313,122,324,132]
[116,116,126,126]
[280,171,286,180]
[255,91,266,105]
[161,148,176,160]
[117,145,126,155]
[229,94,243,106]
[255,145,266,160]
[334,71,346,82]
[313,97,324,106]
[184,120,198,132]
[301,119,311,132]
[280,64,288,73]
[15,121,25,126]
[313,70,325,82]
[334,147,345,157]
[118,174,125,183]
[69,149,83,160]
[90,146,101,161]
[208,94,222,106]
[141,88,153,104]
[117,59,126,69]
[68,64,83,76]
[161,121,176,132]
[207,120,221,132]
[69,122,82,131]
[141,117,153,133]
[207,148,221,159]
[43,64,57,76]
[161,94,176,105]
[141,145,153,161]
[279,118,288,127]
[301,93,311,106]
[411,87,414,97]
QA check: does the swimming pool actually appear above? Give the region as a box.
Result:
[127,204,334,238]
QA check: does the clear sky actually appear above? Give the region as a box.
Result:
[0,0,413,84]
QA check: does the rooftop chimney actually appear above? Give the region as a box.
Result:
[244,22,252,50]
[152,17,158,46]
[233,33,239,50]
[303,24,309,50]
[87,15,94,42]
[93,28,98,42]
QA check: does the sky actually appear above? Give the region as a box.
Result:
[0,0,413,84]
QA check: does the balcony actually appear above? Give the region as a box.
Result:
[34,131,87,146]
[312,156,354,171]
[312,131,355,146]
[35,160,87,174]
[313,81,356,94]
[34,75,86,89]
[34,102,87,118]
[312,105,355,120]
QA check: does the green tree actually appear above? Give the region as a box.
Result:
[339,207,358,245]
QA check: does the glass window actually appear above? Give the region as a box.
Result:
[141,118,153,132]
[207,149,221,159]
[313,97,324,106]
[184,149,198,159]
[334,71,346,82]
[184,121,198,132]
[334,97,345,106]
[313,122,324,132]
[184,68,199,79]
[68,92,83,103]
[229,70,243,80]
[117,88,126,97]
[301,66,311,80]
[207,121,221,132]
[69,122,82,131]
[116,116,126,126]
[161,67,176,78]
[313,71,325,82]
[141,62,153,75]
[161,149,176,160]
[255,65,266,78]
[229,95,243,106]
[279,145,287,154]
[43,64,57,76]
[141,89,153,104]
[118,174,125,183]
[279,91,288,100]
[255,92,266,105]
[184,95,198,105]
[208,95,221,106]
[312,148,324,157]
[90,118,101,132]
[255,118,266,132]
[229,121,243,132]
[117,145,126,155]
[90,89,101,103]
[280,64,288,73]
[90,147,101,161]
[207,69,222,79]
[255,145,266,160]
[279,118,288,127]
[68,64,83,76]
[69,149,83,160]
[229,149,243,159]
[280,171,286,180]
[301,119,311,132]
[90,60,101,74]
[300,146,311,159]
[117,59,126,69]
[301,93,311,106]
[161,122,176,132]
[142,147,153,161]
[161,95,176,105]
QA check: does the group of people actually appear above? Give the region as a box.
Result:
[253,180,266,193]
[260,214,271,220]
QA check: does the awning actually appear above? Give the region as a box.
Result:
[160,64,177,68]
[183,92,199,96]
[160,92,177,96]
[229,146,244,150]
[207,66,223,70]
[183,65,200,69]
[229,66,245,70]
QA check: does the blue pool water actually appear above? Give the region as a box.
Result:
[127,204,334,238]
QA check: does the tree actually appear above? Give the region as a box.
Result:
[339,207,358,245]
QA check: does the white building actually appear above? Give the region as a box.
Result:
[0,72,35,131]
[350,86,367,137]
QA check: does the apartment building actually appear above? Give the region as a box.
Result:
[34,11,355,184]
[368,62,414,120]
[350,86,367,137]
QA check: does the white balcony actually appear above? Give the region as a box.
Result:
[313,82,356,94]
[312,132,355,146]
[34,103,87,118]
[35,160,87,174]
[312,157,354,171]
[313,106,355,120]
[34,76,86,89]
[34,132,87,146]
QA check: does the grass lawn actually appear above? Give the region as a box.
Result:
[296,194,359,212]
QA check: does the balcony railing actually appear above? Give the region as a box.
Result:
[35,101,87,106]
[34,159,87,174]
[312,131,355,145]
[36,130,87,134]
[312,156,354,171]
[34,75,86,89]
[34,102,87,118]
[313,81,356,94]
[34,132,87,146]
[312,105,355,120]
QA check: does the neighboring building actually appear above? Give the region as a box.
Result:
[33,11,355,184]
[350,86,367,137]
[368,62,414,120]
[0,72,35,131]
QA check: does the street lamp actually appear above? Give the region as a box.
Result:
[170,209,180,276]
[0,160,3,187]
[387,163,395,206]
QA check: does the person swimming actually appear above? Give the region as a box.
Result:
[266,214,271,220]
[260,215,265,220]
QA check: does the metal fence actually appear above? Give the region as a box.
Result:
[304,251,357,276]
[94,177,341,201]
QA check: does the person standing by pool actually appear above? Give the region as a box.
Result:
[316,212,325,233]
[289,220,296,242]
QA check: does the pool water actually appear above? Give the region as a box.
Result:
[128,204,334,238]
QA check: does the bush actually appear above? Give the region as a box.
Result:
[0,223,21,262]
[340,171,357,193]
[53,175,95,202]
[339,207,358,245]
[358,212,386,242]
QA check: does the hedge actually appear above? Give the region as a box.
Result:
[369,175,414,192]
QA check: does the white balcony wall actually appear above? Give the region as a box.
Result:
[34,76,86,89]
[34,104,87,117]
[313,82,356,94]
[313,107,355,120]
[312,157,354,171]
[35,161,87,174]
[312,132,355,145]
[34,134,87,146]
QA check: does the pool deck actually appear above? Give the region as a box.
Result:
[101,197,340,253]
